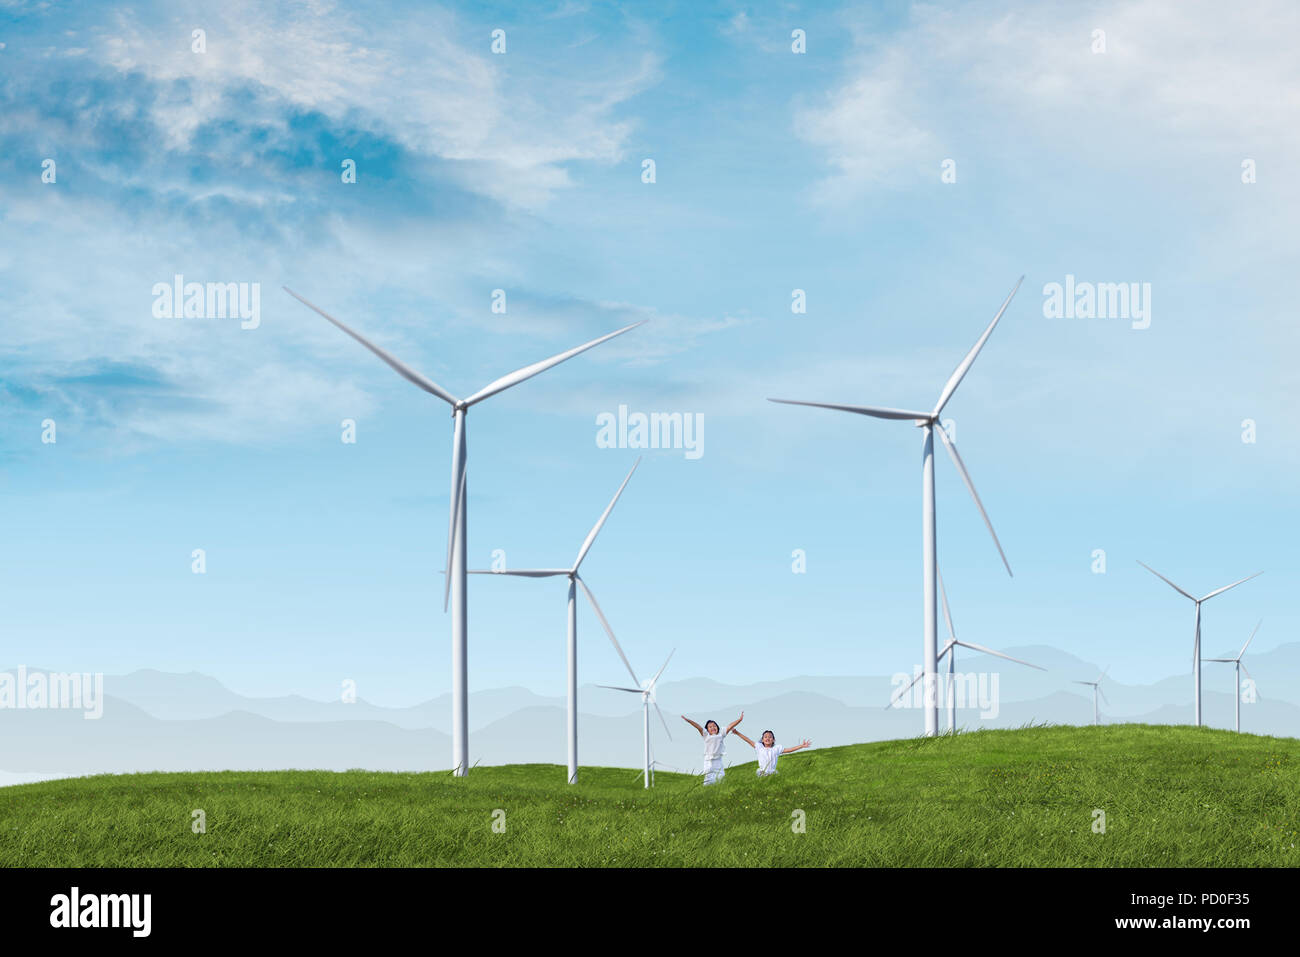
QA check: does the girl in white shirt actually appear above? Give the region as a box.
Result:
[682,712,745,785]
[731,728,812,776]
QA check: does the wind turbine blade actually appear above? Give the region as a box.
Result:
[937,640,955,662]
[575,576,640,687]
[597,685,645,693]
[954,640,1045,670]
[1135,561,1195,601]
[650,648,676,687]
[1071,680,1094,686]
[767,398,931,421]
[653,701,673,740]
[935,425,1012,577]
[936,567,957,640]
[1241,661,1255,684]
[888,672,924,708]
[1098,685,1110,705]
[462,321,646,407]
[1200,572,1263,602]
[442,420,466,613]
[1202,658,1234,663]
[1238,620,1262,660]
[932,276,1023,416]
[284,288,458,405]
[467,569,571,577]
[573,458,640,571]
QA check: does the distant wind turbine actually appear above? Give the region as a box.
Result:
[1073,667,1109,726]
[627,754,690,787]
[600,648,675,788]
[887,565,1044,731]
[1204,620,1261,733]
[1137,561,1262,727]
[285,287,643,775]
[774,277,1024,736]
[471,458,642,785]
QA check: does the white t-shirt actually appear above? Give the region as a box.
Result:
[755,743,780,775]
[702,732,726,765]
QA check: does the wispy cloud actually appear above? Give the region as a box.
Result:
[86,0,660,210]
[0,0,672,447]
[798,0,1300,196]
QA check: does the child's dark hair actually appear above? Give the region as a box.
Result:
[762,730,775,743]
[705,719,720,732]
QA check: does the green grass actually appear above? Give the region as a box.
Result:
[2,724,1297,866]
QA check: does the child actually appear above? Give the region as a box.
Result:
[731,728,811,777]
[682,712,744,785]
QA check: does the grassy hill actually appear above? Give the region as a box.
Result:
[2,724,1297,867]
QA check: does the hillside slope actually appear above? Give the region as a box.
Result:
[1,725,1296,867]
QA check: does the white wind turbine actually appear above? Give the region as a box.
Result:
[284,287,643,776]
[471,458,642,785]
[772,277,1023,736]
[1204,620,1261,733]
[1137,562,1262,727]
[599,649,675,788]
[641,746,691,785]
[886,566,1044,731]
[1073,668,1109,726]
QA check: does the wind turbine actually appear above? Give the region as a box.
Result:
[1204,620,1261,733]
[1137,562,1262,727]
[626,751,690,787]
[471,458,642,785]
[773,277,1023,736]
[284,287,643,776]
[886,566,1044,731]
[643,748,690,786]
[1073,668,1108,726]
[600,648,675,788]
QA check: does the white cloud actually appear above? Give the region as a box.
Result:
[794,44,937,197]
[91,0,660,209]
[799,0,1300,194]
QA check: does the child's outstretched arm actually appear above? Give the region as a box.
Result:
[731,729,756,747]
[781,738,812,755]
[681,715,705,737]
[725,711,745,734]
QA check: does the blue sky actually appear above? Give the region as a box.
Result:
[1,0,1297,708]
